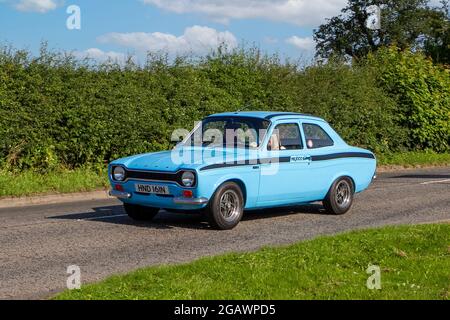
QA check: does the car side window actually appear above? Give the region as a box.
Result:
[302,123,334,149]
[267,123,303,151]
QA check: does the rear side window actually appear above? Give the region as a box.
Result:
[268,123,303,150]
[302,123,334,149]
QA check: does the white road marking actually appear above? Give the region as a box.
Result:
[417,219,450,225]
[420,179,450,185]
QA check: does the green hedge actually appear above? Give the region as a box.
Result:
[367,47,450,152]
[0,45,448,171]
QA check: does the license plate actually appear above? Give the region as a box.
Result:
[135,184,170,195]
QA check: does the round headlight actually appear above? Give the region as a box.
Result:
[113,166,126,181]
[181,171,195,187]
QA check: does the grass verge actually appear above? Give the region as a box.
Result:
[55,224,450,300]
[0,167,108,198]
[377,151,450,167]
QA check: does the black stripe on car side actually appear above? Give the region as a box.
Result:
[199,152,374,171]
[200,157,290,171]
[311,152,375,161]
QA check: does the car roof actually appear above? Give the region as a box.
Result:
[208,111,325,122]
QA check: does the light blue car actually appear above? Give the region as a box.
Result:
[109,112,376,230]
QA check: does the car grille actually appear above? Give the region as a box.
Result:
[111,167,196,188]
[126,170,180,183]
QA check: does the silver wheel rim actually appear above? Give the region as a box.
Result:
[335,180,351,207]
[219,190,240,222]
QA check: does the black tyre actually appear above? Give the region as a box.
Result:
[206,182,244,230]
[323,177,354,215]
[124,203,159,221]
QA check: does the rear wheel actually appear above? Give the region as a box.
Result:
[206,182,244,230]
[323,177,354,215]
[124,203,159,221]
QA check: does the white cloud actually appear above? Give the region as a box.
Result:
[142,0,347,26]
[286,36,315,51]
[263,36,279,44]
[97,25,238,55]
[75,48,129,63]
[14,0,59,13]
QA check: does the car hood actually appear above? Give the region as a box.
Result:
[111,147,258,172]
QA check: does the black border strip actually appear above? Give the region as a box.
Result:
[264,113,306,119]
[200,152,374,171]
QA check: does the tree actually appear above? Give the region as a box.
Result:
[314,0,450,63]
[424,1,450,64]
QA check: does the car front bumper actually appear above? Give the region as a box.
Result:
[109,189,209,210]
[109,190,132,199]
[173,197,209,205]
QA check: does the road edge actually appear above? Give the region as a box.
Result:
[0,190,111,209]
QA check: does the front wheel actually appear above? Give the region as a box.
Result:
[206,182,244,230]
[124,203,159,221]
[323,177,354,215]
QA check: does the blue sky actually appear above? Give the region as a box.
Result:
[0,0,350,62]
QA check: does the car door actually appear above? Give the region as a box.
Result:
[299,121,337,200]
[257,120,312,206]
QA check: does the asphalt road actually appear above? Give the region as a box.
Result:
[0,167,449,299]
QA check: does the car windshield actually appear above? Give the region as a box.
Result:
[186,117,270,149]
